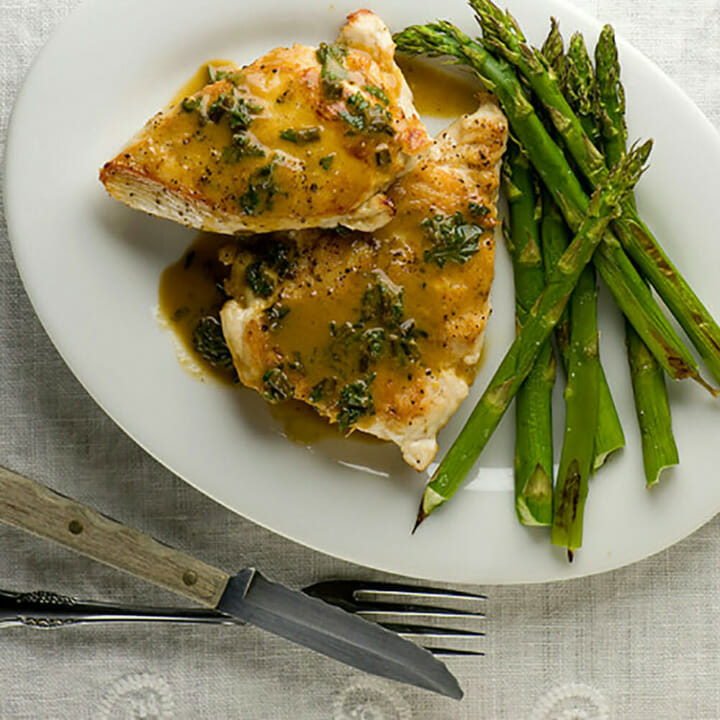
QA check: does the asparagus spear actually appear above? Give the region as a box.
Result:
[543,26,626,470]
[565,33,601,145]
[625,323,678,486]
[539,39,604,546]
[473,0,720,386]
[594,25,679,484]
[594,25,631,200]
[540,17,565,81]
[393,23,708,391]
[551,241,599,557]
[542,190,624,470]
[503,140,555,526]
[414,141,652,528]
[564,30,675,478]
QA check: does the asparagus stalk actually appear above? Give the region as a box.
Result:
[551,246,599,556]
[414,141,652,528]
[393,23,708,391]
[625,323,678,486]
[543,26,626,470]
[473,0,720,387]
[541,36,605,543]
[541,189,625,470]
[594,25,679,484]
[539,187,571,356]
[503,140,555,526]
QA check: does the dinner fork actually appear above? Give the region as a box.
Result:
[0,580,486,656]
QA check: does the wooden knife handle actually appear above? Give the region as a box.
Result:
[0,465,230,608]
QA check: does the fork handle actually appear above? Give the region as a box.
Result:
[0,465,230,608]
[0,589,235,629]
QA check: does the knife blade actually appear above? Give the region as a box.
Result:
[0,464,462,699]
[219,568,462,699]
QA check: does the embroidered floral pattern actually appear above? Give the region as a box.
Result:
[96,672,174,720]
[333,680,412,720]
[530,682,610,720]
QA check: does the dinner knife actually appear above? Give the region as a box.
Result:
[0,464,462,699]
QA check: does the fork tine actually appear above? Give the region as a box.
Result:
[379,623,485,637]
[302,580,486,615]
[303,579,487,657]
[304,580,485,602]
[358,609,485,621]
[353,585,486,602]
[429,649,485,657]
[381,626,485,657]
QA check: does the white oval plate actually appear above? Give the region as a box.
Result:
[5,0,720,583]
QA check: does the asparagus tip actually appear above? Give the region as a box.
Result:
[411,507,427,534]
[412,486,446,532]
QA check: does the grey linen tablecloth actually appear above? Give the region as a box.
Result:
[2,1,720,717]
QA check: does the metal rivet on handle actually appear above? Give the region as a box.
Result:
[183,570,198,587]
[68,520,83,535]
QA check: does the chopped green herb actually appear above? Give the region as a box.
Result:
[245,261,274,298]
[207,66,228,83]
[329,273,425,371]
[239,162,284,215]
[361,328,386,361]
[263,302,290,329]
[347,92,370,113]
[319,154,335,170]
[244,240,296,298]
[363,84,389,105]
[192,316,233,369]
[263,368,294,402]
[468,201,490,218]
[338,110,366,132]
[208,92,263,131]
[375,148,391,166]
[422,212,484,268]
[207,66,242,85]
[310,377,337,403]
[316,42,348,99]
[287,352,306,374]
[394,318,427,364]
[339,92,394,135]
[360,276,404,326]
[279,127,322,144]
[364,104,395,134]
[265,241,293,278]
[336,374,376,430]
[361,275,425,364]
[181,96,202,113]
[221,133,266,162]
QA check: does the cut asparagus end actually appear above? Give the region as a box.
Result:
[516,464,553,526]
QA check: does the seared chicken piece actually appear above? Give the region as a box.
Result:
[100,10,429,234]
[219,100,508,470]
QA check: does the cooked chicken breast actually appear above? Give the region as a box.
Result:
[100,10,429,234]
[219,100,508,470]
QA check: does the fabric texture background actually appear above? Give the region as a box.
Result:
[1,1,719,718]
